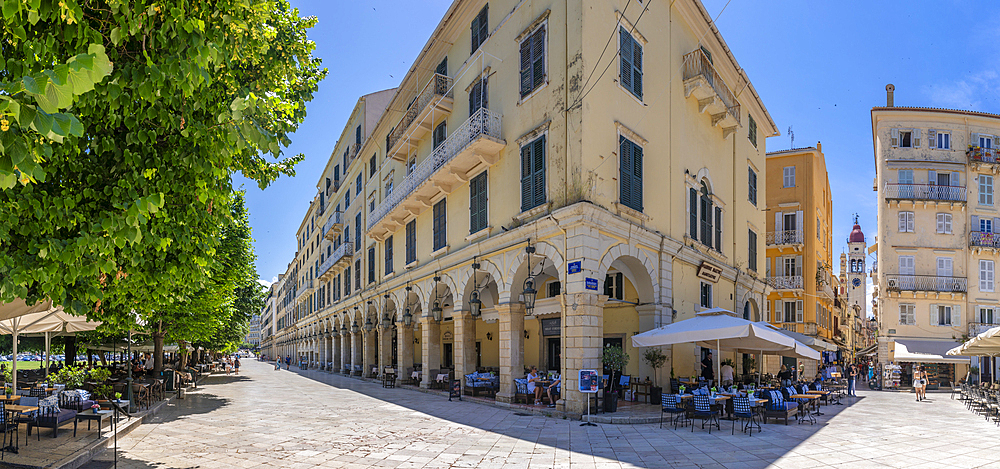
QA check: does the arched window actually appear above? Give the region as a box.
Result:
[700,182,713,248]
[743,301,751,321]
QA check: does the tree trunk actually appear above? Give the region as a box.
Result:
[152,331,165,374]
[179,341,188,369]
[99,350,107,366]
[65,336,77,367]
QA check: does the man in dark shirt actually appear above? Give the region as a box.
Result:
[701,352,714,381]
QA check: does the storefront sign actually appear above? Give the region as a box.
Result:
[448,379,462,401]
[585,277,599,290]
[696,261,723,283]
[888,329,896,335]
[579,369,599,393]
[568,261,582,274]
[443,331,453,341]
[541,318,561,336]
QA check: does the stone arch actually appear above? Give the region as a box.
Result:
[457,259,504,304]
[502,241,565,303]
[596,243,658,304]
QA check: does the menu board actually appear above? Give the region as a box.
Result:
[449,379,462,401]
[579,369,599,393]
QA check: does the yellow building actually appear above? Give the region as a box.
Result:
[764,145,837,376]
[278,0,779,415]
[872,85,982,386]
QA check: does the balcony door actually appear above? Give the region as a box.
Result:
[937,257,953,291]
[898,256,915,290]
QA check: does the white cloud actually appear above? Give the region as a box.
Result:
[257,278,273,288]
[924,71,1000,111]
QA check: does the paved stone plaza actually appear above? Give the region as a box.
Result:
[82,361,1000,469]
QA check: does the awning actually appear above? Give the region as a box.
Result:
[858,344,877,356]
[893,339,970,364]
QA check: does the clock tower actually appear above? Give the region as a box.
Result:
[846,216,867,315]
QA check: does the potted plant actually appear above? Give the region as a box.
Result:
[89,367,113,405]
[601,345,629,413]
[642,348,667,405]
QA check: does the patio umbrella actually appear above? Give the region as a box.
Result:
[0,307,102,387]
[947,328,1000,383]
[759,323,838,352]
[0,299,55,321]
[632,308,798,384]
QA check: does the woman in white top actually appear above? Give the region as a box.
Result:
[913,365,926,401]
[527,366,542,405]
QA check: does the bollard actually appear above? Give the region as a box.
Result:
[178,388,186,399]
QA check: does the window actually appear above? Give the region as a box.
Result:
[470,4,488,54]
[782,256,800,277]
[433,199,447,251]
[980,306,996,325]
[748,167,757,206]
[344,225,350,247]
[547,281,561,298]
[898,169,913,184]
[520,135,546,212]
[436,57,447,76]
[405,220,416,265]
[892,129,917,147]
[981,260,995,292]
[384,236,393,275]
[899,304,915,325]
[781,300,801,323]
[407,156,416,175]
[748,115,758,148]
[619,136,643,211]
[929,130,951,150]
[898,255,915,275]
[748,230,757,272]
[980,175,993,205]
[817,218,821,240]
[369,155,377,178]
[936,213,952,234]
[470,77,488,115]
[469,171,488,233]
[700,282,712,308]
[345,187,350,209]
[344,265,351,294]
[356,174,362,196]
[976,133,997,149]
[385,179,393,196]
[698,183,714,248]
[605,272,624,300]
[368,247,375,284]
[619,27,643,100]
[369,198,375,214]
[355,260,361,290]
[355,213,361,246]
[898,211,914,232]
[714,207,722,252]
[934,304,954,326]
[783,166,795,187]
[519,25,545,97]
[355,125,361,145]
[433,122,446,149]
[981,217,994,233]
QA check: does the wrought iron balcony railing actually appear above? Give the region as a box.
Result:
[766,276,803,290]
[969,322,1000,336]
[885,274,967,293]
[970,231,1000,248]
[323,211,343,239]
[319,242,354,279]
[682,48,741,126]
[968,146,999,164]
[883,183,966,202]
[766,230,804,245]
[386,73,453,156]
[369,108,502,230]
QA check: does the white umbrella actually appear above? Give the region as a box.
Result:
[0,307,102,387]
[948,327,1000,383]
[760,323,838,352]
[632,308,799,383]
[0,299,55,321]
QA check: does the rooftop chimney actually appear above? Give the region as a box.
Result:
[886,84,895,107]
[817,141,822,152]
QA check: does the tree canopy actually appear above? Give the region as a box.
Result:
[0,0,326,329]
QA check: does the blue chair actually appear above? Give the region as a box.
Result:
[659,394,687,430]
[14,397,37,447]
[691,395,719,433]
[732,396,756,436]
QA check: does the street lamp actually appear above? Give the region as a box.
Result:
[522,243,538,313]
[403,285,413,327]
[431,276,443,321]
[364,316,374,333]
[469,260,483,318]
[351,320,360,334]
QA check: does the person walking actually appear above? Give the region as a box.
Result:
[275,358,280,371]
[285,355,291,369]
[701,352,714,383]
[913,365,927,401]
[848,364,858,396]
[234,355,241,375]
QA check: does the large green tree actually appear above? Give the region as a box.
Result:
[0,0,326,323]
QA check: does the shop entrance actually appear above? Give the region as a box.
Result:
[547,338,560,372]
[443,343,453,369]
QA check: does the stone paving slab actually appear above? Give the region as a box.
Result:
[79,361,1000,469]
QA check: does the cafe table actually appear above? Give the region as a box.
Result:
[806,390,830,414]
[1,405,36,453]
[0,395,20,404]
[789,394,821,424]
[74,409,114,439]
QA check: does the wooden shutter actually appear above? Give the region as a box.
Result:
[521,144,533,212]
[703,198,713,248]
[478,6,488,49]
[795,255,802,277]
[775,212,783,232]
[690,188,698,238]
[950,172,959,187]
[774,300,780,322]
[620,136,632,209]
[619,27,633,93]
[891,129,899,146]
[795,210,804,233]
[433,199,446,251]
[532,27,545,91]
[953,305,962,326]
[631,34,642,99]
[470,171,488,233]
[385,236,393,274]
[936,213,944,233]
[928,170,936,185]
[913,129,921,148]
[632,143,643,211]
[972,215,980,232]
[714,207,722,252]
[994,218,1000,233]
[519,37,532,96]
[899,212,907,232]
[470,79,482,115]
[796,300,803,323]
[928,129,937,148]
[532,136,546,209]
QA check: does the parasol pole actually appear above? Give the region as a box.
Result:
[44,331,51,378]
[716,339,721,388]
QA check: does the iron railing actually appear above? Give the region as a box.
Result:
[969,322,1000,336]
[766,230,803,245]
[885,274,967,293]
[968,146,999,163]
[295,279,314,302]
[386,73,454,154]
[883,183,966,202]
[323,211,342,236]
[970,231,1000,248]
[682,48,741,126]
[369,108,502,230]
[319,242,354,277]
[766,276,803,290]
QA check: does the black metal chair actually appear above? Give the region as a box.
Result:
[732,396,757,436]
[659,394,687,430]
[691,395,720,433]
[28,387,47,399]
[0,403,18,460]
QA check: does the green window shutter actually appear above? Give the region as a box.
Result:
[620,135,632,209]
[521,144,532,212]
[433,199,447,251]
[470,171,488,233]
[619,28,633,93]
[632,142,643,211]
[631,37,642,99]
[715,207,722,252]
[532,27,545,91]
[470,80,481,115]
[520,37,532,96]
[689,188,698,238]
[533,136,546,209]
[385,236,393,274]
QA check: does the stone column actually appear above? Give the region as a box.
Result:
[333,334,341,371]
[352,332,362,374]
[563,292,606,415]
[397,322,414,386]
[363,328,377,377]
[495,303,526,403]
[453,311,477,388]
[420,316,441,389]
[341,331,351,372]
[378,324,393,373]
[326,334,333,371]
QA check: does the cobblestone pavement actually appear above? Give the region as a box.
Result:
[82,361,1000,469]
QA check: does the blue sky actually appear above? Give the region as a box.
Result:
[243,0,1000,302]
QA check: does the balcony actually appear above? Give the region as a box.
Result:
[968,146,998,165]
[766,230,803,246]
[682,48,741,137]
[803,322,818,336]
[883,183,966,203]
[323,211,343,240]
[295,279,314,303]
[970,231,1000,249]
[369,108,505,239]
[343,143,361,170]
[885,274,967,293]
[766,276,803,290]
[969,322,1000,336]
[386,73,454,161]
[319,242,353,281]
